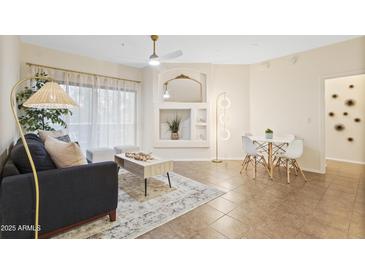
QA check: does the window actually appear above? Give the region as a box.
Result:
[61,84,137,150]
[28,64,140,151]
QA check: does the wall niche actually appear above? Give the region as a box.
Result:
[155,68,209,148]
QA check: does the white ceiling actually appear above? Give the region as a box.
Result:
[20,35,359,68]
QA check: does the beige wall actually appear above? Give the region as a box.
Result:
[211,64,250,159]
[141,63,250,160]
[20,42,142,81]
[325,74,365,164]
[249,37,365,172]
[0,36,20,165]
[9,37,365,173]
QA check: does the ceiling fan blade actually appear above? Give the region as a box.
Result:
[160,50,183,60]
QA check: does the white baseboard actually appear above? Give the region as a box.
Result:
[216,157,244,161]
[171,158,211,161]
[171,158,324,174]
[326,157,365,165]
[171,157,243,162]
[302,167,325,174]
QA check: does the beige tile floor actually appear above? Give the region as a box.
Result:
[138,160,365,239]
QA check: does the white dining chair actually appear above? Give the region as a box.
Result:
[274,134,295,167]
[245,132,268,153]
[240,136,272,179]
[275,139,307,183]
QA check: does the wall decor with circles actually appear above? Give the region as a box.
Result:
[326,76,364,145]
[325,75,364,163]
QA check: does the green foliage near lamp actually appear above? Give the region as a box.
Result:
[16,72,72,132]
[265,128,273,139]
[167,116,182,140]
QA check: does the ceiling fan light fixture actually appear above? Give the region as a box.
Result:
[149,35,160,66]
[149,53,160,66]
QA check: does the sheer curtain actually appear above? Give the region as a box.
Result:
[29,65,139,150]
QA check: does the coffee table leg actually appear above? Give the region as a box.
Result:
[145,178,147,196]
[167,172,171,188]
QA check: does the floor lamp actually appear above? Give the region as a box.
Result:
[10,77,78,239]
[212,92,231,163]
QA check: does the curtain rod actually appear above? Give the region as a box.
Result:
[26,62,142,84]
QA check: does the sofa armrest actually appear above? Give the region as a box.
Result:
[0,161,118,238]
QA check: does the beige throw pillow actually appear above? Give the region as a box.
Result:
[44,136,87,168]
[38,129,67,143]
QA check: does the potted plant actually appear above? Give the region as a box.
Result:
[265,128,273,139]
[167,116,182,140]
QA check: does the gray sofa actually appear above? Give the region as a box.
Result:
[0,134,118,239]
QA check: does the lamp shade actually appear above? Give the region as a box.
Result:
[23,82,78,109]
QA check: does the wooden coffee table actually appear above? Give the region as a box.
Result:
[114,153,174,196]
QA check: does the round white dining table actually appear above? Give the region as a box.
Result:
[248,135,292,178]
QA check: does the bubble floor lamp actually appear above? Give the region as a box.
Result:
[10,77,78,239]
[212,92,231,163]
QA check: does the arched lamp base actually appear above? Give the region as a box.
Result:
[212,159,223,163]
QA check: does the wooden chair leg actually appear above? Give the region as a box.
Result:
[286,159,290,183]
[240,156,245,174]
[261,156,273,180]
[253,156,257,179]
[295,160,308,182]
[246,155,251,170]
[292,160,298,176]
[275,157,281,167]
[240,155,249,174]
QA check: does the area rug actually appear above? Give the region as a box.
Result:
[54,170,224,239]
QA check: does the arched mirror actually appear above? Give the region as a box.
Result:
[163,74,202,102]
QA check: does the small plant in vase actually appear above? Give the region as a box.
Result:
[167,116,182,140]
[265,128,273,139]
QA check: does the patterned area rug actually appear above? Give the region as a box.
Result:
[54,170,224,239]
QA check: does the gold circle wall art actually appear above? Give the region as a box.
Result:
[343,112,348,116]
[348,84,354,89]
[328,112,335,117]
[347,137,354,142]
[332,94,338,99]
[354,118,361,123]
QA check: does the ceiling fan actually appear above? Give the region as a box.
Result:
[148,35,183,66]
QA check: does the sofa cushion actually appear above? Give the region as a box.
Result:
[1,160,20,178]
[11,135,57,174]
[45,136,87,168]
[16,133,42,144]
